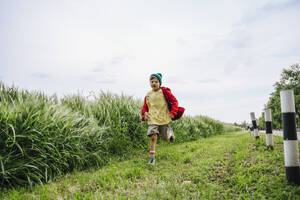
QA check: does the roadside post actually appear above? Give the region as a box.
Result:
[250,112,259,139]
[280,90,300,185]
[265,109,274,149]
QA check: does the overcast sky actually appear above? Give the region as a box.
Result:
[1,0,300,124]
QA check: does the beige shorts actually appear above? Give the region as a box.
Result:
[147,124,174,138]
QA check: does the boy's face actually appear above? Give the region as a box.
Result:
[150,77,160,91]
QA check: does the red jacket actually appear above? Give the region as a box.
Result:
[141,87,184,121]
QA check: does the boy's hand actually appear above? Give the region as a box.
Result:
[144,112,150,121]
[169,113,174,119]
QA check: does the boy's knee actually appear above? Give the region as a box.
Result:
[150,134,157,141]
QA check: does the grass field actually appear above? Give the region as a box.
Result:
[0,82,228,188]
[1,132,300,200]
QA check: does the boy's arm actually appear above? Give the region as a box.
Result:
[166,90,178,116]
[141,96,148,121]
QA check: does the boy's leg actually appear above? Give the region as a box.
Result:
[149,134,157,165]
[169,125,175,142]
[162,135,170,141]
[150,133,157,151]
[161,124,175,142]
[147,125,159,165]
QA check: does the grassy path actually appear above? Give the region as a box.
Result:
[1,132,300,199]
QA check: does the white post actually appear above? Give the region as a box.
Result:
[250,112,259,139]
[280,90,300,185]
[264,109,274,149]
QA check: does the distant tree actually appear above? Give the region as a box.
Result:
[266,63,300,129]
[240,121,248,129]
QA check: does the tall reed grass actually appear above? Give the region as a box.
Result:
[0,82,234,187]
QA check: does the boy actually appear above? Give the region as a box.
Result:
[141,73,178,165]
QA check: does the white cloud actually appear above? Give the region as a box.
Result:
[0,0,299,123]
[31,73,51,79]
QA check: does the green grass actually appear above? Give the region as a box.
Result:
[0,82,231,187]
[1,132,300,200]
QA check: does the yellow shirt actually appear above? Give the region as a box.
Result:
[146,89,172,125]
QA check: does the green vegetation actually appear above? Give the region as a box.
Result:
[223,123,242,133]
[260,63,300,129]
[0,82,230,188]
[1,132,299,199]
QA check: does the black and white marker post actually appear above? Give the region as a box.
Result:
[264,109,274,149]
[280,90,300,185]
[250,112,259,139]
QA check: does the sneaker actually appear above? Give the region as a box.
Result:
[170,135,175,143]
[148,158,155,165]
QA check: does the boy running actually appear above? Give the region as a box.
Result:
[141,73,178,165]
